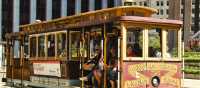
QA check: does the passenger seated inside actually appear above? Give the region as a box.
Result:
[127,45,136,57]
[148,47,161,57]
[133,43,142,57]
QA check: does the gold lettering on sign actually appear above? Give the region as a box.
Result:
[125,78,147,88]
[161,76,180,87]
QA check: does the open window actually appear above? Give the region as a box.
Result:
[126,28,143,58]
[38,35,45,57]
[56,32,67,57]
[30,37,36,57]
[80,32,89,58]
[148,28,162,58]
[89,28,102,58]
[69,31,80,60]
[166,30,178,58]
[47,34,55,57]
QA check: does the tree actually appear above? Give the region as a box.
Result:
[194,0,200,33]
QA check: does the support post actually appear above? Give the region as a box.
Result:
[178,28,182,59]
[143,28,149,59]
[162,30,167,58]
[120,23,126,88]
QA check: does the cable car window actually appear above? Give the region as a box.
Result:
[70,31,80,59]
[57,33,67,57]
[90,30,102,58]
[30,37,36,57]
[48,34,55,57]
[127,29,143,57]
[167,30,178,58]
[148,28,162,57]
[38,35,45,57]
[24,36,29,58]
[14,40,20,58]
[80,32,89,57]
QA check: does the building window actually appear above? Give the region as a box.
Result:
[36,0,46,21]
[139,2,142,6]
[160,9,164,15]
[181,9,184,14]
[95,0,102,10]
[2,0,13,40]
[107,0,114,8]
[157,10,159,15]
[20,0,30,25]
[192,9,195,13]
[81,0,89,12]
[166,9,169,14]
[144,1,147,6]
[156,1,159,6]
[133,2,137,5]
[124,2,132,6]
[167,1,169,6]
[161,1,163,6]
[67,0,75,16]
[52,0,61,19]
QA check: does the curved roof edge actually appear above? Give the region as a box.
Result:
[20,6,157,28]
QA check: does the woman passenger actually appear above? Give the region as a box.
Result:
[127,45,136,57]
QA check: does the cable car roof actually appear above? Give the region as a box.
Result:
[6,6,182,38]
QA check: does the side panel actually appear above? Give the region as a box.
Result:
[123,61,182,88]
[123,61,147,88]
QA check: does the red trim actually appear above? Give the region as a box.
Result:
[120,16,183,25]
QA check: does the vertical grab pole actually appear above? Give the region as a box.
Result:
[5,38,10,82]
[120,23,127,88]
[20,35,25,88]
[103,23,107,88]
[10,39,14,86]
[81,28,85,88]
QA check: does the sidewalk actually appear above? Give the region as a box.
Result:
[183,79,200,88]
[0,67,11,88]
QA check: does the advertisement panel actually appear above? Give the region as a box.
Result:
[123,61,182,88]
[33,61,61,77]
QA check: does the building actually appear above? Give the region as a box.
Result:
[1,0,194,66]
[131,0,199,33]
[0,0,124,67]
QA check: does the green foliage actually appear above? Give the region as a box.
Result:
[184,52,200,58]
[183,69,200,74]
[149,35,160,49]
[183,52,200,75]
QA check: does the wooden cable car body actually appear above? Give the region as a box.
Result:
[5,6,182,88]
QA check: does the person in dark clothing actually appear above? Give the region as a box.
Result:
[106,47,118,88]
[133,43,142,57]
